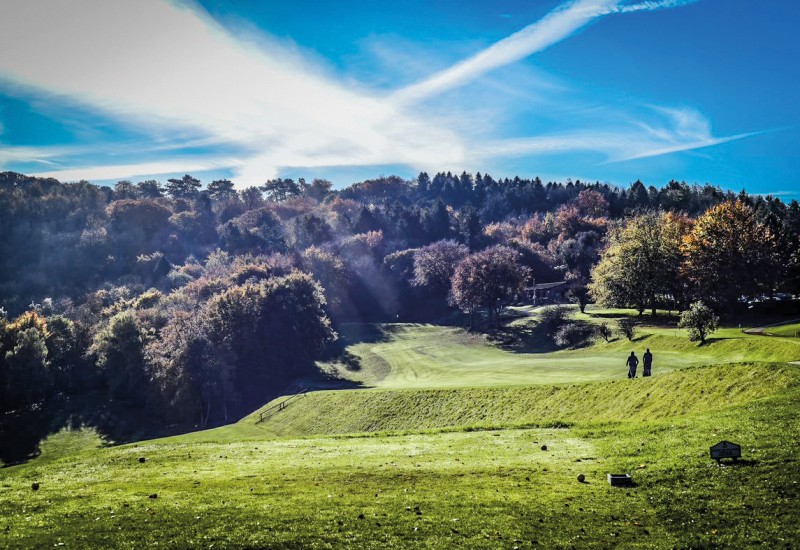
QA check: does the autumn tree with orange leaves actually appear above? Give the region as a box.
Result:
[680,200,779,310]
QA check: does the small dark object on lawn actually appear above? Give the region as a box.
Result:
[577,474,586,483]
[139,457,146,463]
[358,514,365,520]
[607,473,633,487]
[149,493,158,499]
[710,441,741,463]
[31,482,40,491]
[541,445,548,451]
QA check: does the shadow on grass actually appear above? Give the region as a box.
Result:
[296,368,365,392]
[586,312,640,320]
[697,337,734,346]
[1,394,159,466]
[2,363,368,467]
[335,350,362,372]
[586,311,680,329]
[486,313,604,354]
[486,321,561,354]
[717,458,758,468]
[333,323,392,346]
[319,323,394,368]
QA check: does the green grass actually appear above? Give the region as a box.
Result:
[2,364,799,548]
[318,312,800,389]
[241,363,800,438]
[2,309,800,547]
[762,321,800,338]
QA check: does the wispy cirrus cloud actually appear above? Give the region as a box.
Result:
[0,144,82,167]
[0,0,464,184]
[31,157,246,183]
[0,0,741,186]
[476,106,761,165]
[611,106,764,163]
[391,0,700,104]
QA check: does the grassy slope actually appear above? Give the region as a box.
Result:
[319,309,800,389]
[241,363,800,438]
[2,363,798,548]
[2,311,800,548]
[763,321,800,338]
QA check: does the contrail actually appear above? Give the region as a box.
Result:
[392,0,700,105]
[613,0,700,14]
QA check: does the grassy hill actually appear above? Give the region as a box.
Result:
[2,309,800,548]
[317,307,800,388]
[237,362,799,438]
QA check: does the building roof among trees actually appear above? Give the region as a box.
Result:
[526,281,567,291]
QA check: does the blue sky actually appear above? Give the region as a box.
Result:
[0,0,798,198]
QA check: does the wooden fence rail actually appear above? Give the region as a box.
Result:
[257,388,309,423]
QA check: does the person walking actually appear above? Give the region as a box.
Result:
[626,351,639,378]
[643,348,653,377]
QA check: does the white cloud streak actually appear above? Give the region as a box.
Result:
[613,0,700,14]
[0,0,465,185]
[392,0,620,105]
[0,0,737,185]
[391,0,700,105]
[31,157,245,182]
[477,106,758,164]
[0,144,81,166]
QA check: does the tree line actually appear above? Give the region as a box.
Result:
[1,169,798,462]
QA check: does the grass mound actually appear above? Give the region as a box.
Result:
[243,362,800,438]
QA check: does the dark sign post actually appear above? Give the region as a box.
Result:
[710,441,741,463]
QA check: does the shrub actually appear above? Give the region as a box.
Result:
[595,322,613,342]
[134,289,163,310]
[539,305,569,333]
[553,323,594,348]
[167,269,194,290]
[678,301,719,343]
[617,318,636,341]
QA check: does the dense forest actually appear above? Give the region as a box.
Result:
[2,170,799,463]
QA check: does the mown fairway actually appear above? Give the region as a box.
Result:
[319,306,800,388]
[2,310,800,548]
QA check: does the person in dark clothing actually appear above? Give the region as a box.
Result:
[626,351,639,378]
[643,348,653,377]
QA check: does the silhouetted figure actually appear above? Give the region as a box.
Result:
[643,348,653,377]
[626,351,639,378]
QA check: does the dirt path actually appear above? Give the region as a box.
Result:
[742,318,800,335]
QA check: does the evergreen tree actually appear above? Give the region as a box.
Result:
[166,174,202,199]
